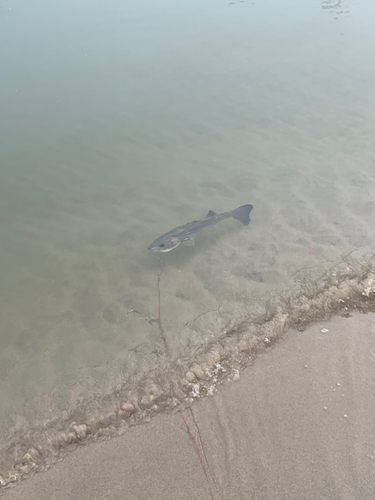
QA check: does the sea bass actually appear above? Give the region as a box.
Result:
[148,204,253,252]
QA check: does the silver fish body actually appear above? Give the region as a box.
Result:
[148,204,253,252]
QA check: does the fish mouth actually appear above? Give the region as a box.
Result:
[148,245,167,252]
[148,246,173,252]
[148,242,181,252]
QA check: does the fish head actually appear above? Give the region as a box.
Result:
[148,236,181,252]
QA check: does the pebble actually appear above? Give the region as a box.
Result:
[185,371,196,383]
[67,431,78,443]
[15,463,32,474]
[54,432,69,448]
[121,402,135,414]
[23,448,41,462]
[70,423,89,439]
[320,328,329,333]
[22,453,34,463]
[190,365,204,380]
[140,395,156,407]
[119,409,131,419]
[181,377,192,388]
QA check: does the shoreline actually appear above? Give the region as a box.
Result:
[1,271,375,490]
[3,310,375,499]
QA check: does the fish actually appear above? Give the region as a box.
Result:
[148,204,253,252]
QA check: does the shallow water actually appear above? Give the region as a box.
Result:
[1,0,375,487]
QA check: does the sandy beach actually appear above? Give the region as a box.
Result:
[3,311,375,500]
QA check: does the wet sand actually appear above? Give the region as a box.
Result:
[3,311,375,499]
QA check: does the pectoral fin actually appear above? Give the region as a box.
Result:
[182,238,195,246]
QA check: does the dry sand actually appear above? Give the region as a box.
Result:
[3,311,375,500]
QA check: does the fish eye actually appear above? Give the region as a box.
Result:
[159,244,165,248]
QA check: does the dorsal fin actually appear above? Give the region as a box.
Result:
[205,210,217,218]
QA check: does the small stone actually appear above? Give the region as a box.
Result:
[344,414,348,418]
[119,410,131,419]
[25,447,41,460]
[22,453,34,463]
[190,365,204,380]
[140,395,153,407]
[16,463,32,474]
[0,475,6,486]
[181,377,191,388]
[121,402,135,413]
[71,423,89,439]
[66,431,78,443]
[185,371,196,383]
[320,328,329,333]
[54,433,68,448]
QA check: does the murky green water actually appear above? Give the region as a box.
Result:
[1,0,375,486]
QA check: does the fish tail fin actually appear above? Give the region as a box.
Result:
[232,204,253,225]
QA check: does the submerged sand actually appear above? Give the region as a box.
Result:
[2,1,375,481]
[3,311,375,499]
[2,0,375,490]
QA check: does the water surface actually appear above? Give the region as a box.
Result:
[1,0,375,485]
